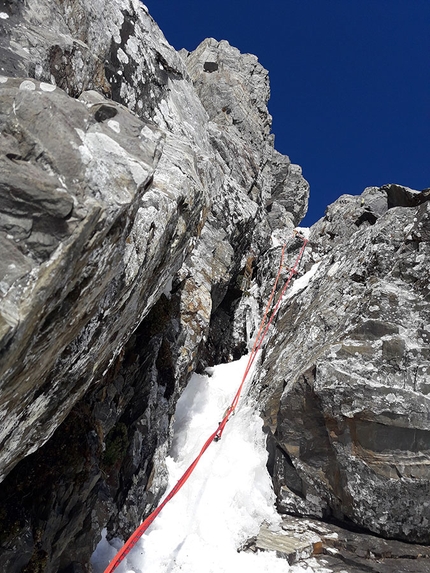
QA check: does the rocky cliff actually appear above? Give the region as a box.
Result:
[0,1,308,571]
[0,1,428,572]
[257,184,430,542]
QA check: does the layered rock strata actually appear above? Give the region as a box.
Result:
[248,515,430,572]
[257,184,430,543]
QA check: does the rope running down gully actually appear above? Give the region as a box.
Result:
[103,232,308,573]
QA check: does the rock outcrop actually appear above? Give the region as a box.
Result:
[249,515,430,572]
[0,0,428,571]
[0,1,308,571]
[258,184,430,543]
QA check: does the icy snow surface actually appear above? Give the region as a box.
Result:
[285,261,321,300]
[295,226,310,239]
[92,355,309,573]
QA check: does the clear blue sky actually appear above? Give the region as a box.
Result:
[142,0,429,225]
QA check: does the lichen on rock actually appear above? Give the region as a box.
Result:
[0,1,309,571]
[0,0,428,571]
[257,184,430,543]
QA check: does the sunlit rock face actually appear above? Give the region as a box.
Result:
[0,0,428,570]
[0,1,308,571]
[258,184,430,543]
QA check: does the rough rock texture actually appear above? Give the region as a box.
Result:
[248,515,430,572]
[0,1,308,571]
[0,77,205,572]
[257,184,430,543]
[0,0,428,571]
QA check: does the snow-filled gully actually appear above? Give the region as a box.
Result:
[92,355,314,573]
[92,235,320,573]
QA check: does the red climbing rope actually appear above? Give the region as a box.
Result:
[103,232,308,573]
[215,232,308,441]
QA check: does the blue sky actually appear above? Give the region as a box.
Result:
[142,1,429,225]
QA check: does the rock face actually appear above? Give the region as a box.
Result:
[249,515,430,572]
[258,184,430,543]
[0,0,428,571]
[0,1,308,571]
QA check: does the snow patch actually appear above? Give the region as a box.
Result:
[285,262,321,300]
[92,355,307,573]
[294,226,310,239]
[40,82,56,92]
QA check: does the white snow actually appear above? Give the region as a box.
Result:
[39,82,56,92]
[294,226,310,239]
[285,261,321,300]
[92,355,308,573]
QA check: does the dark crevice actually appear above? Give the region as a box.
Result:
[383,184,430,209]
[203,61,218,73]
[94,104,118,123]
[355,210,378,227]
[275,444,305,499]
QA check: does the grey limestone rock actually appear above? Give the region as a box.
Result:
[0,76,190,482]
[2,0,427,569]
[248,515,430,572]
[0,1,309,571]
[0,32,208,572]
[183,38,308,229]
[257,184,430,543]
